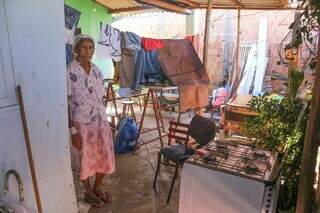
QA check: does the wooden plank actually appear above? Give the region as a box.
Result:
[168,134,189,142]
[109,5,153,13]
[93,0,113,12]
[177,0,200,7]
[192,5,299,10]
[203,0,213,70]
[230,0,244,7]
[296,33,320,213]
[282,0,288,6]
[136,0,192,14]
[169,120,190,128]
[168,127,188,134]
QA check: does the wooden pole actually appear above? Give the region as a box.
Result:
[296,35,320,213]
[236,8,241,81]
[203,0,213,70]
[16,85,43,213]
[228,8,241,99]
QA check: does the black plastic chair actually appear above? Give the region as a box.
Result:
[153,115,216,204]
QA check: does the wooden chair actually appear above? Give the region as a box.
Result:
[153,116,216,204]
[153,120,193,204]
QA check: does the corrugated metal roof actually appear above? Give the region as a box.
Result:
[95,0,296,15]
[96,0,141,10]
[112,8,162,16]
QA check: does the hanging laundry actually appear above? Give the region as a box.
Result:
[64,4,81,30]
[66,44,73,65]
[133,49,166,89]
[120,53,135,88]
[121,32,141,55]
[112,60,121,84]
[185,34,201,57]
[120,32,141,89]
[97,24,121,62]
[158,39,209,112]
[184,35,193,43]
[141,37,165,51]
[64,4,81,64]
[65,25,76,45]
[179,85,210,113]
[158,40,209,85]
[118,88,131,98]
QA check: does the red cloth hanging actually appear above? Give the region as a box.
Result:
[185,35,194,43]
[185,34,200,56]
[141,37,165,51]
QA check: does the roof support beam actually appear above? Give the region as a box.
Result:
[177,0,200,7]
[281,0,288,6]
[136,0,192,14]
[230,0,244,7]
[192,5,300,10]
[109,6,153,14]
[93,0,113,12]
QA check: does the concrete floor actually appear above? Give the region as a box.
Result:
[71,105,197,213]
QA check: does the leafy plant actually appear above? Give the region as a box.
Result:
[243,94,309,212]
[269,0,319,211]
[278,0,320,72]
[243,63,310,211]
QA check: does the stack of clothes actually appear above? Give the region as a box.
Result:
[97,24,209,112]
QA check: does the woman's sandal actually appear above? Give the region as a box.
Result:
[84,193,104,208]
[95,191,112,203]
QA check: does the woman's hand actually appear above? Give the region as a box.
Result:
[71,133,83,150]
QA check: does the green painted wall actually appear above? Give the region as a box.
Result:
[64,0,113,78]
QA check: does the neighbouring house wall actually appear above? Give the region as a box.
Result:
[112,12,186,39]
[64,0,113,78]
[186,10,201,36]
[0,0,77,212]
[197,9,311,94]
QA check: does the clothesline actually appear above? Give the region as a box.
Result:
[97,24,209,112]
[97,24,200,62]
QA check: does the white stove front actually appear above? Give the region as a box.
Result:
[179,163,278,213]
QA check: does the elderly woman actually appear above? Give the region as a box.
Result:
[67,34,115,207]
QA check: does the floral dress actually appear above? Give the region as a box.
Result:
[67,60,115,180]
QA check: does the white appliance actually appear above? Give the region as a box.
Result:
[179,139,281,213]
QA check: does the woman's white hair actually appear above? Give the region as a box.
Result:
[73,34,95,52]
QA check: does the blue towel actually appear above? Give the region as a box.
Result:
[133,49,166,89]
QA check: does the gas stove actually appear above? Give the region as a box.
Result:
[179,138,281,213]
[187,138,278,182]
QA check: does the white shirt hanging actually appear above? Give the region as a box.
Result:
[97,24,121,62]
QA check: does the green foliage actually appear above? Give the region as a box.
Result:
[268,0,319,211]
[243,96,306,152]
[288,66,304,99]
[279,0,320,71]
[243,95,309,212]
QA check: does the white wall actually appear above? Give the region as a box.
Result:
[112,12,186,39]
[0,0,77,212]
[0,106,37,207]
